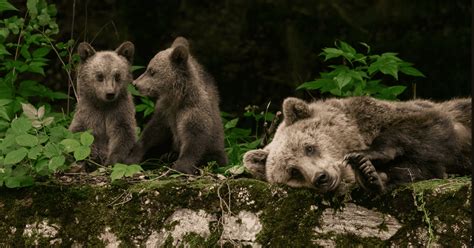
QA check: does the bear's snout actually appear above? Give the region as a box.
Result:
[312,171,329,187]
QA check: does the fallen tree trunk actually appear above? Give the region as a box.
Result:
[0,177,470,247]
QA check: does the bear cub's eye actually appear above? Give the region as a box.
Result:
[290,168,305,181]
[114,73,121,82]
[304,145,316,156]
[147,68,155,77]
[96,73,104,82]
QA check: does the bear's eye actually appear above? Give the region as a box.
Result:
[114,73,121,82]
[289,168,305,181]
[148,68,155,77]
[304,145,316,156]
[96,73,104,82]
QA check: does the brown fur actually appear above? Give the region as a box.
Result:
[69,41,137,166]
[244,96,471,194]
[127,37,227,174]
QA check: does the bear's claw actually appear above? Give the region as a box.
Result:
[344,152,385,192]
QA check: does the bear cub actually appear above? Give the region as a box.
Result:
[127,37,228,174]
[69,41,137,167]
[244,96,471,194]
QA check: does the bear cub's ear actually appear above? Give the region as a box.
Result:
[115,41,135,64]
[243,149,268,180]
[77,42,96,62]
[171,36,189,49]
[171,45,189,65]
[282,97,311,125]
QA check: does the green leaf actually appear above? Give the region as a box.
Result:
[124,164,143,177]
[0,106,10,121]
[338,41,356,56]
[15,134,38,147]
[127,84,141,96]
[80,132,94,146]
[26,0,38,18]
[43,143,61,158]
[59,139,81,153]
[110,163,127,182]
[400,66,425,77]
[321,48,344,61]
[0,0,18,13]
[0,44,11,55]
[224,118,239,129]
[4,147,28,165]
[28,146,42,159]
[48,155,65,171]
[11,117,32,134]
[74,146,90,161]
[334,73,352,89]
[131,65,145,72]
[381,85,406,97]
[32,47,50,58]
[296,78,335,91]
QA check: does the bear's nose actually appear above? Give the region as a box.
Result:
[312,171,329,186]
[105,93,116,100]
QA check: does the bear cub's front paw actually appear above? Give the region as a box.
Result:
[344,152,385,192]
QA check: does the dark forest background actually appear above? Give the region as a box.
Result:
[21,0,473,113]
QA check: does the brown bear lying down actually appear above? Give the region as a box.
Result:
[244,96,471,194]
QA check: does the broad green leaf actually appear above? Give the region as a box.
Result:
[0,106,10,121]
[110,168,125,182]
[131,65,145,72]
[59,139,80,153]
[48,155,65,171]
[382,85,406,97]
[227,165,245,175]
[43,143,61,158]
[26,0,38,18]
[224,118,239,129]
[15,133,38,147]
[28,146,42,159]
[80,132,94,146]
[5,175,33,188]
[296,78,335,91]
[0,99,12,107]
[400,66,425,77]
[338,41,356,56]
[124,164,143,177]
[321,48,344,61]
[0,0,18,12]
[0,44,11,55]
[4,147,28,165]
[74,146,90,161]
[11,117,32,134]
[32,47,50,58]
[334,73,352,89]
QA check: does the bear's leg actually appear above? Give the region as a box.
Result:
[344,152,387,192]
[106,115,137,165]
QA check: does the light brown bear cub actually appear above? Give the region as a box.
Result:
[244,96,471,194]
[127,37,228,174]
[69,41,137,166]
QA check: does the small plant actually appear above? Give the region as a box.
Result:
[218,105,275,176]
[297,41,425,100]
[0,103,93,188]
[110,163,143,182]
[0,0,76,134]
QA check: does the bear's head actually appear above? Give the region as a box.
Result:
[77,41,134,103]
[244,97,366,194]
[133,37,190,99]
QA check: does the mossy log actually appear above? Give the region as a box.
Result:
[0,177,470,247]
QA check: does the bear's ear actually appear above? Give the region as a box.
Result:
[171,36,189,49]
[115,41,135,64]
[283,97,311,125]
[243,149,268,180]
[77,42,96,61]
[171,45,189,65]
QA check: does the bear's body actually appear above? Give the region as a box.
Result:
[244,96,471,193]
[69,42,136,166]
[127,37,227,174]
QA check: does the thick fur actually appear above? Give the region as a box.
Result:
[69,41,137,166]
[243,96,471,194]
[127,37,227,174]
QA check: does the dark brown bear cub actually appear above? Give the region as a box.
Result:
[127,37,228,174]
[69,41,137,167]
